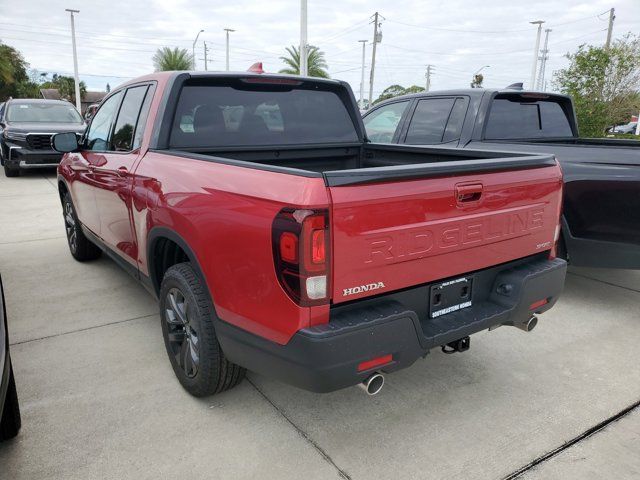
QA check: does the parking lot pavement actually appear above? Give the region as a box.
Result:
[1,171,639,479]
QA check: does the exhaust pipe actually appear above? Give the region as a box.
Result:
[514,315,538,332]
[358,372,385,395]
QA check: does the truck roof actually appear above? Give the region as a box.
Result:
[372,86,572,106]
[116,71,344,90]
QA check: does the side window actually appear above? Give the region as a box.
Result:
[111,85,148,151]
[86,92,122,151]
[442,98,468,143]
[405,98,455,144]
[364,101,409,143]
[133,84,156,149]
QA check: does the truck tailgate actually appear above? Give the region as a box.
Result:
[329,164,562,303]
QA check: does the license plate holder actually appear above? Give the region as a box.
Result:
[429,276,473,318]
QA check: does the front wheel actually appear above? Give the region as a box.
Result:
[62,192,102,261]
[3,164,19,177]
[159,263,245,397]
[0,364,21,441]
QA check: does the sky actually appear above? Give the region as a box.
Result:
[1,0,639,100]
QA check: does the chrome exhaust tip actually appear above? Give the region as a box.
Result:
[515,315,538,332]
[358,373,385,395]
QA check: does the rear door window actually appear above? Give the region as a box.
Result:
[485,97,573,139]
[405,98,456,144]
[363,101,409,143]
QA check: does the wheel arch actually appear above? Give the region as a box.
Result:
[147,227,210,298]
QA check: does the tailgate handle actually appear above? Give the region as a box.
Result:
[456,183,483,204]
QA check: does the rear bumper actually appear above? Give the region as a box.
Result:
[217,255,567,393]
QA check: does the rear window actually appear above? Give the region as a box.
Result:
[6,102,83,124]
[169,83,358,148]
[485,96,573,139]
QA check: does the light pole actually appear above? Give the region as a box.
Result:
[192,29,204,70]
[358,40,367,109]
[529,20,545,89]
[65,8,82,113]
[224,28,235,71]
[300,0,308,76]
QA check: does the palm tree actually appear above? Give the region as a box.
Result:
[279,45,329,78]
[153,47,193,72]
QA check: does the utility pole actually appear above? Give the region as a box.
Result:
[368,12,383,108]
[300,0,308,76]
[536,29,551,91]
[203,41,210,71]
[425,64,434,91]
[358,40,367,109]
[65,9,82,113]
[192,29,204,69]
[224,28,235,71]
[529,20,545,89]
[605,8,615,50]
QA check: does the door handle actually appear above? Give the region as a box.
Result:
[116,166,129,177]
[456,183,483,204]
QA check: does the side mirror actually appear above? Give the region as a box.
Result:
[52,132,79,153]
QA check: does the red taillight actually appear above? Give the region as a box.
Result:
[280,232,298,263]
[273,208,330,306]
[357,354,393,372]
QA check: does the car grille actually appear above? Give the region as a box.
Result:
[26,134,53,150]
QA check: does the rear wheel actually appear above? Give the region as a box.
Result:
[0,364,21,441]
[159,262,245,397]
[62,191,102,261]
[3,164,19,177]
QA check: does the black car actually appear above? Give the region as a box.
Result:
[0,98,85,177]
[363,86,640,269]
[0,274,21,441]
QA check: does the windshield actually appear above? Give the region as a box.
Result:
[6,103,83,124]
[169,82,358,148]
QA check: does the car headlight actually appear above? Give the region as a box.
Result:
[3,131,27,142]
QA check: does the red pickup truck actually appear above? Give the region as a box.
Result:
[53,72,566,397]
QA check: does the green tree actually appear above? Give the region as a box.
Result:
[152,47,193,71]
[471,73,484,88]
[373,84,424,105]
[279,45,329,78]
[41,74,87,104]
[0,43,39,100]
[554,33,640,137]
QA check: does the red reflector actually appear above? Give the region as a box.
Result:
[357,354,393,372]
[279,232,298,263]
[529,298,548,310]
[311,230,325,264]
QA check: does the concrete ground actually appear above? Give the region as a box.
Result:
[1,170,639,480]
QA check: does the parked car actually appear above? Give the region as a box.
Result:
[53,72,566,397]
[83,103,99,122]
[0,98,85,177]
[1,274,21,441]
[363,86,640,269]
[608,122,638,135]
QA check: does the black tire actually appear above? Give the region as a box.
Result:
[0,363,21,441]
[3,164,19,177]
[62,191,102,261]
[159,262,245,397]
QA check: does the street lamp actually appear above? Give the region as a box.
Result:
[192,29,204,70]
[529,20,545,88]
[474,65,490,75]
[65,8,82,112]
[224,28,235,71]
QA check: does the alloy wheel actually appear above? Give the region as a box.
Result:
[164,287,200,378]
[64,200,77,253]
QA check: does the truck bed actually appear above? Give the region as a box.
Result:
[165,143,556,186]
